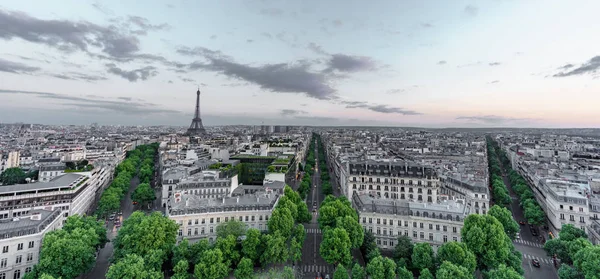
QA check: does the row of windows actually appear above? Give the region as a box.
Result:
[0,253,34,268]
[363,221,459,234]
[353,184,436,193]
[182,215,270,226]
[559,214,586,223]
[179,223,266,237]
[352,177,434,186]
[369,227,459,243]
[362,212,462,222]
[0,267,32,279]
[1,242,35,254]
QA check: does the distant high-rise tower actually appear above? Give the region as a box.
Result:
[186,88,206,136]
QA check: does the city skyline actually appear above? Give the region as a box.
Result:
[1,0,600,128]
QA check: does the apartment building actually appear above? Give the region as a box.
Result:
[353,192,467,249]
[0,209,62,279]
[161,168,238,208]
[539,179,589,232]
[168,191,279,242]
[440,173,490,215]
[346,160,441,204]
[0,152,20,174]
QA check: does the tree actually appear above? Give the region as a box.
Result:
[335,215,364,249]
[112,211,178,266]
[573,245,600,279]
[488,205,519,240]
[360,230,379,263]
[277,196,299,220]
[419,269,434,279]
[267,207,294,239]
[393,235,414,262]
[261,231,288,265]
[522,199,545,225]
[0,167,26,185]
[296,202,312,223]
[62,215,108,249]
[461,214,512,270]
[190,239,211,266]
[544,239,570,263]
[36,229,98,279]
[172,239,192,268]
[216,219,248,240]
[557,265,581,279]
[436,261,472,279]
[412,243,434,272]
[318,196,357,229]
[292,224,306,244]
[97,188,122,218]
[39,275,56,279]
[194,249,230,279]
[559,224,588,242]
[351,263,365,279]
[172,259,190,279]
[396,266,412,279]
[366,256,396,279]
[234,258,254,279]
[242,228,262,263]
[485,264,524,279]
[289,237,303,263]
[131,182,156,208]
[106,254,162,279]
[320,227,352,266]
[215,234,241,268]
[436,241,477,274]
[333,264,349,279]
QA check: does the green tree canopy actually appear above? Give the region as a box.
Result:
[317,196,357,229]
[216,219,248,239]
[215,234,241,268]
[36,229,98,279]
[172,259,190,279]
[106,254,161,279]
[335,215,364,249]
[485,264,524,279]
[260,231,288,266]
[366,256,396,279]
[573,245,600,279]
[461,214,512,270]
[436,241,477,274]
[412,242,434,272]
[62,215,108,249]
[194,249,230,279]
[0,167,27,185]
[419,268,434,279]
[559,224,588,242]
[393,235,414,263]
[351,263,365,279]
[234,257,254,279]
[242,228,263,264]
[320,227,352,266]
[333,264,349,279]
[267,207,294,239]
[396,266,412,279]
[488,205,520,239]
[557,265,581,279]
[131,182,156,207]
[436,261,472,279]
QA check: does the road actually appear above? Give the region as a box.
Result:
[84,175,161,279]
[300,139,334,278]
[500,171,558,279]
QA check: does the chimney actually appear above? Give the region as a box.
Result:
[185,198,189,207]
[236,197,239,203]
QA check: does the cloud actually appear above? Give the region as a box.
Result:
[261,32,273,39]
[456,115,528,124]
[488,62,501,66]
[332,19,343,27]
[307,42,328,55]
[386,89,405,94]
[341,100,421,115]
[246,39,254,43]
[180,77,195,83]
[457,61,482,68]
[464,5,479,16]
[168,80,173,84]
[0,9,143,60]
[117,97,132,101]
[280,109,307,116]
[210,35,218,40]
[489,80,500,84]
[0,58,40,74]
[0,88,179,114]
[437,60,447,65]
[558,64,573,70]
[421,23,434,28]
[259,8,284,16]
[326,54,377,73]
[50,72,108,82]
[180,48,337,100]
[553,56,600,77]
[106,63,157,82]
[127,16,170,33]
[91,2,113,15]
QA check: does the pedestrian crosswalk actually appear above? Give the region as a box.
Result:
[523,253,553,265]
[513,239,543,248]
[305,228,322,234]
[299,265,333,274]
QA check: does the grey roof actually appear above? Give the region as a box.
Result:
[263,180,285,190]
[40,163,66,172]
[169,192,279,215]
[0,173,85,194]
[0,209,62,239]
[353,192,468,217]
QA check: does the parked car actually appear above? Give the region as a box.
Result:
[519,220,526,225]
[531,259,540,267]
[515,233,520,239]
[108,214,115,221]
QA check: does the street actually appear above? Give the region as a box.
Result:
[501,172,558,279]
[300,139,334,278]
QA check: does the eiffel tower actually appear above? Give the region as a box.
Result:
[186,88,206,136]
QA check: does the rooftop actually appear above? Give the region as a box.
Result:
[169,192,279,215]
[353,192,468,216]
[0,173,86,194]
[0,209,62,239]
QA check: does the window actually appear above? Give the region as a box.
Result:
[560,213,565,220]
[570,215,575,221]
[453,227,457,233]
[24,268,31,274]
[216,217,221,223]
[0,258,6,268]
[194,228,198,235]
[420,232,424,239]
[259,215,263,221]
[178,230,182,236]
[404,221,408,227]
[369,218,372,224]
[2,246,7,253]
[428,224,433,230]
[187,220,192,225]
[404,230,408,236]
[443,226,447,232]
[210,218,214,224]
[26,254,32,263]
[377,228,381,235]
[580,216,585,223]
[13,270,20,279]
[195,219,199,224]
[210,227,214,233]
[443,235,448,243]
[0,272,5,279]
[453,236,458,241]
[245,216,249,222]
[429,233,433,241]
[419,223,423,229]
[413,222,417,228]
[389,220,393,226]
[17,243,23,251]
[436,225,440,231]
[28,242,34,249]
[251,216,255,221]
[15,255,22,264]
[413,231,417,238]
[187,229,191,236]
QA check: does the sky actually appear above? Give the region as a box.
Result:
[1,0,599,128]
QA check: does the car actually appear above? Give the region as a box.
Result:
[531,259,540,267]
[312,209,317,213]
[316,272,322,279]
[515,233,520,239]
[313,201,317,206]
[531,229,539,236]
[519,221,526,225]
[133,201,138,205]
[325,275,330,279]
